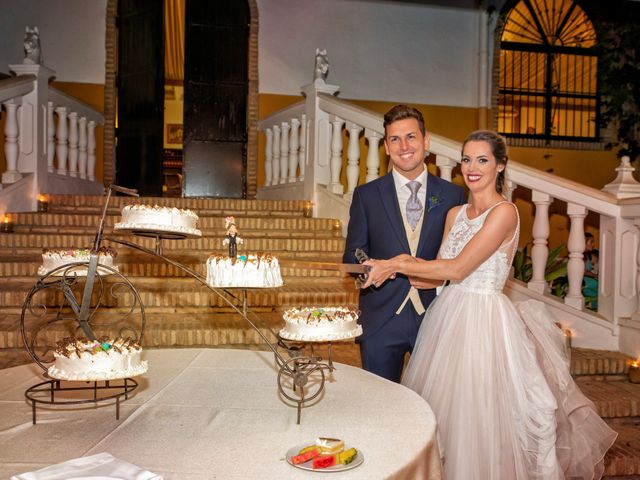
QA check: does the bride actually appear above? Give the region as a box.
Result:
[364,130,617,479]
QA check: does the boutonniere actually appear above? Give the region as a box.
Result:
[427,194,441,212]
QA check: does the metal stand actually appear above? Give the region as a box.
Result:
[20,185,338,424]
[25,377,138,424]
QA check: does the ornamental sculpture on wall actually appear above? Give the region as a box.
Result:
[313,48,329,82]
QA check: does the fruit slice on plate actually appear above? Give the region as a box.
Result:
[291,448,320,465]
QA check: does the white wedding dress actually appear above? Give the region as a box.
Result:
[402,202,617,479]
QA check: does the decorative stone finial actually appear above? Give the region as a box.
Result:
[23,26,42,65]
[313,48,329,82]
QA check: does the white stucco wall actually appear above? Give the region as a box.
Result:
[258,0,481,107]
[0,0,482,107]
[0,0,106,83]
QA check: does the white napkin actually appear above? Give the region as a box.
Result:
[11,452,162,480]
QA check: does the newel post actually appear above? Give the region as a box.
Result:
[300,78,340,201]
[9,63,55,201]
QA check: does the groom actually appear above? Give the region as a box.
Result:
[343,105,465,382]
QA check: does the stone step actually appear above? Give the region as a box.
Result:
[603,418,640,477]
[13,212,335,230]
[45,194,308,211]
[571,348,634,376]
[0,278,359,309]
[0,233,346,252]
[577,378,640,418]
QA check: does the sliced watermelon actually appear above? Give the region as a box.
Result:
[291,448,320,465]
[312,455,337,469]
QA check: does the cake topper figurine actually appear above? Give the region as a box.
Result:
[313,48,329,82]
[23,26,42,65]
[223,216,243,258]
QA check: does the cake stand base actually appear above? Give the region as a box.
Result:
[24,377,138,424]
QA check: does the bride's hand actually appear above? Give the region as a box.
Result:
[362,259,396,288]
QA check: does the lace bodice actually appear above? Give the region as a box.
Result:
[438,202,519,294]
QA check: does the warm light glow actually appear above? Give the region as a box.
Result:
[36,194,47,202]
[2,215,10,224]
[629,360,640,369]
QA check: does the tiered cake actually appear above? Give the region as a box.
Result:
[279,307,362,342]
[206,253,283,288]
[114,204,202,236]
[47,336,147,381]
[38,247,118,276]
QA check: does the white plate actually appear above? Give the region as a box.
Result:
[286,443,364,472]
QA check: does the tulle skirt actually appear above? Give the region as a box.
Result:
[402,286,617,480]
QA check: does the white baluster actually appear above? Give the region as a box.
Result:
[435,154,457,182]
[528,191,552,294]
[279,122,290,185]
[272,125,281,185]
[47,101,55,173]
[2,101,21,184]
[365,130,381,183]
[565,203,587,309]
[298,114,307,181]
[288,118,300,182]
[67,112,79,177]
[264,128,273,186]
[78,116,88,179]
[328,117,345,195]
[345,122,363,198]
[55,107,68,175]
[87,121,96,181]
[503,177,516,202]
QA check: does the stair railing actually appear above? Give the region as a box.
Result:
[257,78,640,354]
[0,63,104,215]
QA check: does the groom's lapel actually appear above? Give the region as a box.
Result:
[417,174,444,256]
[378,174,411,253]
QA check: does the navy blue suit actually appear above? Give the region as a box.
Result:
[343,171,465,381]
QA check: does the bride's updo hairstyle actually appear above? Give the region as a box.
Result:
[462,130,508,194]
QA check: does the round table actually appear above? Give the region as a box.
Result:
[0,348,441,479]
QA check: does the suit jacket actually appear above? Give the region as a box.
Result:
[343,171,466,339]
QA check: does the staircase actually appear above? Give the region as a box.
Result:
[0,194,639,477]
[0,194,357,363]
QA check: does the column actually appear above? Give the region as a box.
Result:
[345,122,362,197]
[264,128,273,186]
[327,117,345,195]
[67,112,79,177]
[365,130,381,183]
[435,154,457,182]
[528,191,552,294]
[87,121,97,181]
[47,101,55,173]
[298,114,307,181]
[288,118,300,182]
[272,125,281,186]
[564,202,587,309]
[55,106,68,175]
[2,101,22,183]
[78,116,88,179]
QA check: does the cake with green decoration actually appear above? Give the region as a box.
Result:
[206,253,283,288]
[47,336,147,381]
[279,306,362,342]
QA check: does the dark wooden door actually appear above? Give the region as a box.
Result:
[115,0,165,195]
[183,0,249,198]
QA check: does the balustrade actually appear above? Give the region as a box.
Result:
[256,77,640,354]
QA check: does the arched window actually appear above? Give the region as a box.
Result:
[498,0,598,144]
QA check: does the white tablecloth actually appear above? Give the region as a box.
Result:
[0,348,441,479]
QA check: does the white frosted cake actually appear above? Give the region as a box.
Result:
[38,247,118,276]
[47,336,148,381]
[114,204,202,236]
[206,253,283,288]
[279,306,362,342]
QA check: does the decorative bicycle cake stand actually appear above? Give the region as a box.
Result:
[20,185,350,425]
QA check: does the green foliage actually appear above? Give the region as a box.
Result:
[598,21,640,161]
[512,244,568,299]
